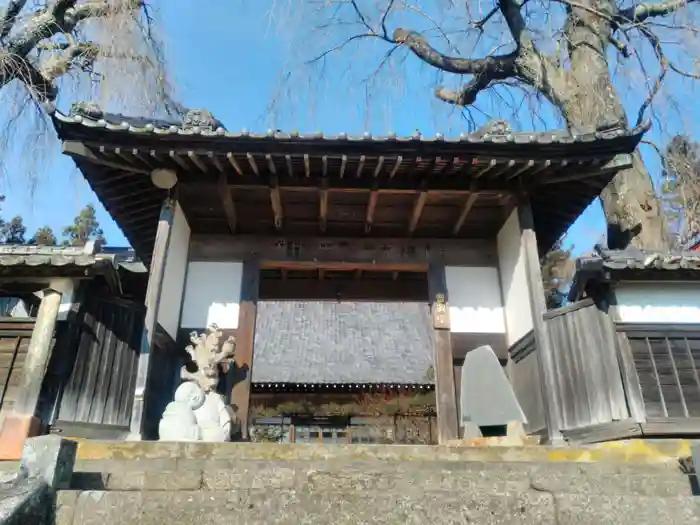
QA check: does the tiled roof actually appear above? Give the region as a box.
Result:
[0,242,145,272]
[53,106,648,145]
[251,301,434,385]
[570,248,700,301]
[577,249,700,272]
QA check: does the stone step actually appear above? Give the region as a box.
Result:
[67,459,695,498]
[56,489,700,525]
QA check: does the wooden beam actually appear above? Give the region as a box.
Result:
[62,141,149,174]
[365,182,379,233]
[428,263,459,444]
[112,147,137,166]
[13,288,62,415]
[132,149,155,169]
[188,151,208,173]
[452,189,479,235]
[218,172,237,233]
[269,176,284,230]
[304,154,310,178]
[150,150,165,164]
[189,235,499,267]
[519,202,564,443]
[319,179,329,233]
[488,159,516,179]
[226,153,244,176]
[230,260,260,440]
[322,155,328,177]
[541,155,633,185]
[129,199,174,440]
[169,150,190,171]
[246,153,259,176]
[408,181,429,234]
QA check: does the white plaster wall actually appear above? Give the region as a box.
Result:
[497,209,533,345]
[49,278,75,321]
[615,282,700,324]
[180,261,243,329]
[157,203,190,338]
[445,266,506,333]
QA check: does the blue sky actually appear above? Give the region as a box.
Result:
[1,1,697,253]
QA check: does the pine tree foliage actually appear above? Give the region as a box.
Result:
[61,204,105,246]
[28,226,57,246]
[1,215,26,244]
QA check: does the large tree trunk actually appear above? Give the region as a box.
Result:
[559,2,670,250]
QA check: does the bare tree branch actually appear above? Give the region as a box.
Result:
[0,0,28,41]
[618,0,698,24]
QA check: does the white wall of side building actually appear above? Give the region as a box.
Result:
[615,282,700,324]
[180,261,243,330]
[445,266,506,334]
[496,209,534,346]
[156,202,191,339]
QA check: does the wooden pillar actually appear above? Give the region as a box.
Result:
[230,259,260,440]
[518,202,563,443]
[0,287,62,460]
[128,199,174,440]
[427,262,459,444]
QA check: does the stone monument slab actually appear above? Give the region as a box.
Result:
[460,345,526,432]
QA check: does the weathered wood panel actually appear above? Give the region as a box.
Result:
[619,324,700,422]
[544,299,629,431]
[51,293,144,433]
[507,331,546,434]
[0,320,35,417]
[142,325,181,440]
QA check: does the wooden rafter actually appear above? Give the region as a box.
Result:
[131,148,154,169]
[322,155,328,177]
[339,155,347,178]
[62,141,148,174]
[269,176,284,230]
[373,156,385,177]
[304,154,310,177]
[452,187,479,235]
[319,179,329,233]
[473,159,497,178]
[209,152,225,173]
[408,181,429,234]
[150,150,165,163]
[488,159,516,179]
[247,153,259,176]
[365,182,379,233]
[507,160,535,180]
[218,172,237,233]
[355,155,366,178]
[285,155,294,178]
[169,150,190,171]
[226,153,244,176]
[188,151,208,173]
[388,156,403,178]
[266,154,276,175]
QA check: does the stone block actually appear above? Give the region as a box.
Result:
[556,494,700,524]
[106,470,203,491]
[71,491,143,525]
[0,415,40,461]
[203,465,295,490]
[20,435,77,489]
[136,489,556,525]
[55,490,79,525]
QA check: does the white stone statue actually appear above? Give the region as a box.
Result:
[158,381,205,441]
[158,325,236,442]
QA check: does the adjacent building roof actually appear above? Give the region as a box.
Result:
[251,301,434,385]
[53,105,648,261]
[0,242,145,272]
[569,248,700,300]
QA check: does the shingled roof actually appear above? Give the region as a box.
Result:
[53,105,648,261]
[251,301,434,386]
[570,248,700,300]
